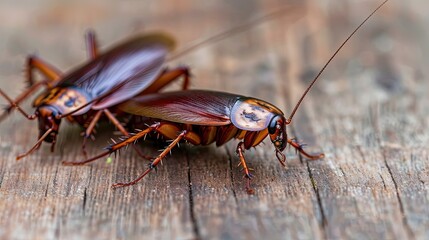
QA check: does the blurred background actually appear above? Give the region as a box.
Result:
[0,0,428,239]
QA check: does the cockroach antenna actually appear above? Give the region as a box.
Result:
[167,5,302,61]
[286,0,389,124]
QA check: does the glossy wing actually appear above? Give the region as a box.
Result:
[56,32,176,110]
[118,90,241,126]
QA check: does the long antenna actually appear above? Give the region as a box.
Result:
[286,0,388,124]
[167,5,302,62]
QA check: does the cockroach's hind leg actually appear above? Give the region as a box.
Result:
[64,124,160,166]
[287,138,324,160]
[112,130,189,189]
[102,108,150,160]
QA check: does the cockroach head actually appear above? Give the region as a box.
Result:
[36,106,61,143]
[268,115,287,152]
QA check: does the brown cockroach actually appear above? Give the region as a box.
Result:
[64,1,389,193]
[0,5,295,160]
[0,31,189,159]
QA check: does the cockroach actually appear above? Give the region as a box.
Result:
[0,5,304,160]
[64,1,389,193]
[0,31,191,160]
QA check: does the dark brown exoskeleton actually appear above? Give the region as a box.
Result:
[64,1,389,193]
[0,32,191,159]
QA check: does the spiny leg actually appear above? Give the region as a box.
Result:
[63,123,161,166]
[0,88,37,121]
[0,81,45,121]
[81,110,103,156]
[103,109,128,137]
[275,149,287,169]
[111,130,189,189]
[236,142,255,194]
[103,109,152,160]
[79,108,152,160]
[0,56,63,120]
[287,138,324,160]
[26,55,62,87]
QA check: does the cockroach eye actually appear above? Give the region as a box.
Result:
[268,115,282,134]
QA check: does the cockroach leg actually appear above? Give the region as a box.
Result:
[63,123,160,166]
[82,110,103,156]
[287,138,324,160]
[85,30,98,59]
[236,142,255,194]
[103,109,128,137]
[0,81,47,121]
[0,55,63,121]
[0,89,37,121]
[112,130,189,189]
[138,66,191,95]
[179,66,190,90]
[50,138,56,153]
[275,150,287,169]
[26,55,62,87]
[102,109,152,160]
[16,128,53,160]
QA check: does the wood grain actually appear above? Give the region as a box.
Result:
[0,0,428,239]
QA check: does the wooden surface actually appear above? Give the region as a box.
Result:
[0,0,428,239]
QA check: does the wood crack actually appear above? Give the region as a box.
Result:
[0,174,3,189]
[382,150,415,240]
[370,104,415,239]
[82,187,87,214]
[186,152,201,239]
[225,146,239,207]
[379,173,387,190]
[306,161,328,236]
[82,165,93,214]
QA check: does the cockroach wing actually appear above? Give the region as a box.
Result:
[119,90,241,126]
[90,45,166,110]
[230,98,283,131]
[56,33,175,113]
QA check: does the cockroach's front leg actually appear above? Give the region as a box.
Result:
[287,138,324,160]
[236,142,255,194]
[0,55,63,120]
